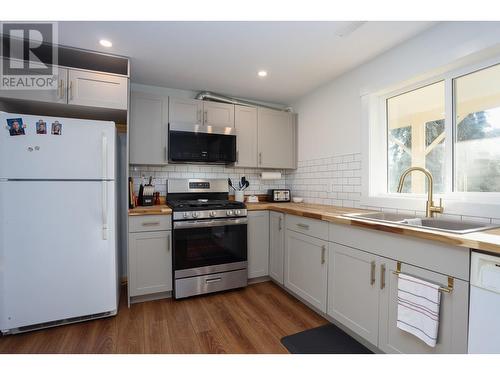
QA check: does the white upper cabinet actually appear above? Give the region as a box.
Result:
[169,97,235,128]
[68,69,128,110]
[203,101,235,128]
[129,91,169,165]
[257,108,296,169]
[169,97,203,124]
[234,105,258,167]
[0,65,68,104]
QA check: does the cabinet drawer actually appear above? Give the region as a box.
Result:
[129,215,171,232]
[286,214,328,240]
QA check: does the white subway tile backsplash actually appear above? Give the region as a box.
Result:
[130,164,286,196]
[133,152,498,225]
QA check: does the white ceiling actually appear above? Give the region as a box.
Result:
[58,21,436,104]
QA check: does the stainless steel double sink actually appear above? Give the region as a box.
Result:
[343,212,500,234]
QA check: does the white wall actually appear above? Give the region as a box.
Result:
[293,21,500,161]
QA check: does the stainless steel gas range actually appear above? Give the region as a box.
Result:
[167,179,248,299]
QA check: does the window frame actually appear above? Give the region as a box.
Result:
[362,54,500,218]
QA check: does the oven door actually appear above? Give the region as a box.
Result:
[173,218,247,278]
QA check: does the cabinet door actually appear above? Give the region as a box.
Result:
[129,92,168,165]
[328,243,380,346]
[285,230,328,312]
[257,108,295,169]
[0,65,68,104]
[234,105,258,167]
[169,97,203,124]
[128,230,172,297]
[68,69,128,110]
[203,101,235,128]
[269,211,285,284]
[378,261,469,353]
[247,211,269,279]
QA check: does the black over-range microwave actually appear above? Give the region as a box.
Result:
[168,123,236,164]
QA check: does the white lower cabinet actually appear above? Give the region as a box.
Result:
[327,242,469,353]
[328,243,380,346]
[269,211,285,284]
[247,211,269,279]
[378,261,469,354]
[128,215,172,298]
[284,229,328,312]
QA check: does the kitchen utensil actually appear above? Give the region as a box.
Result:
[235,190,244,202]
[228,178,236,191]
[140,176,155,206]
[242,180,250,190]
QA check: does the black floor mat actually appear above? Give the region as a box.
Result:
[281,324,373,354]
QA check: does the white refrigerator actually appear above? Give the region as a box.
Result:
[0,111,118,334]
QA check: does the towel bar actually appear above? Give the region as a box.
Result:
[392,261,454,294]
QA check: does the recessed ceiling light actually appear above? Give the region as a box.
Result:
[99,39,112,48]
[258,70,268,77]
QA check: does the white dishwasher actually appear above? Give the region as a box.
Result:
[468,251,500,353]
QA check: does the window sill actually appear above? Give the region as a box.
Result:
[361,193,500,220]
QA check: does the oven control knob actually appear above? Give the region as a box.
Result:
[192,211,199,218]
[209,211,217,217]
[234,210,241,216]
[226,210,234,216]
[183,212,190,219]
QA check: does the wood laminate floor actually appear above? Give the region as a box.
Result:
[0,282,328,354]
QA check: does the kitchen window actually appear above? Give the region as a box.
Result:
[387,81,445,194]
[363,55,500,216]
[454,64,500,192]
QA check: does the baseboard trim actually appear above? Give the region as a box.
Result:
[248,276,271,285]
[130,291,172,304]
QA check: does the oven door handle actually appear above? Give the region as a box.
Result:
[173,218,248,229]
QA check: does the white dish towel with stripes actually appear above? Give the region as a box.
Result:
[397,273,441,347]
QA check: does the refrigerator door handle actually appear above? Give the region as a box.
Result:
[102,181,108,240]
[102,132,108,180]
[101,132,108,240]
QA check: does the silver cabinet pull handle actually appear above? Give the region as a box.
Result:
[279,216,282,231]
[197,109,201,123]
[205,277,222,284]
[370,261,376,285]
[204,110,208,125]
[321,245,326,265]
[380,264,386,290]
[142,221,161,226]
[259,152,262,165]
[167,234,170,252]
[297,223,310,230]
[69,80,74,101]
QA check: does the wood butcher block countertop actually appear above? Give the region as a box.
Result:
[128,201,500,254]
[246,202,500,254]
[128,205,172,216]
